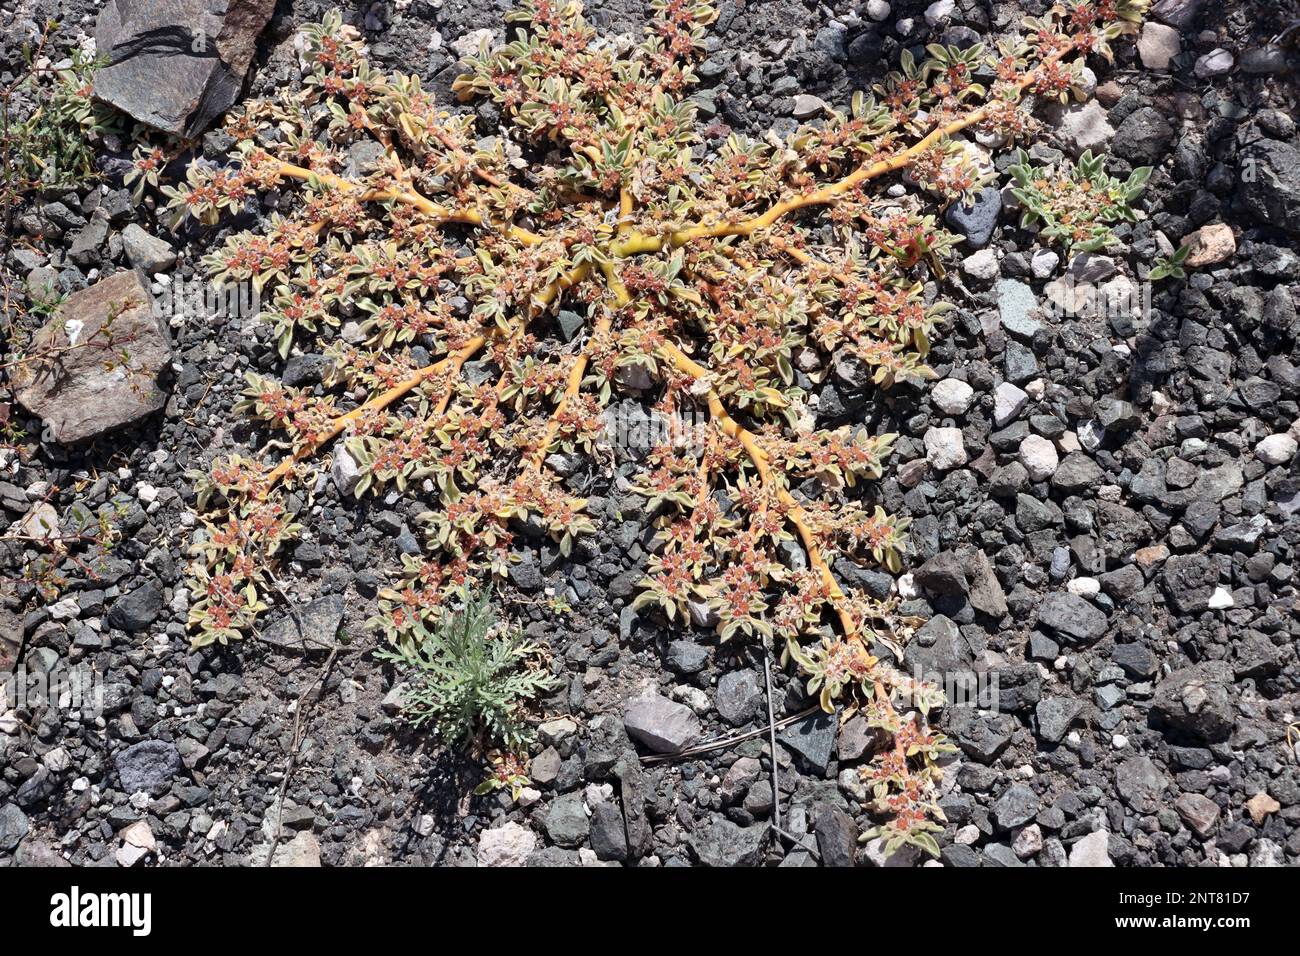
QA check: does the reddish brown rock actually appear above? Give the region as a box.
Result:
[12,271,173,444]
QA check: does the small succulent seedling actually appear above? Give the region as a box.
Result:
[163,0,1149,853]
[474,749,534,800]
[1008,146,1151,253]
[1149,242,1190,281]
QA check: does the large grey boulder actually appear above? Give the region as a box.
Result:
[12,270,173,444]
[94,0,276,138]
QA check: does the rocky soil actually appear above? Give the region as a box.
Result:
[1,0,1298,868]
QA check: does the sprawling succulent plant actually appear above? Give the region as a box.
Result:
[168,0,1148,854]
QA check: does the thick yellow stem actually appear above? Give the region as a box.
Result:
[655,340,858,640]
[527,260,614,469]
[274,161,544,246]
[608,55,1059,258]
[262,335,489,492]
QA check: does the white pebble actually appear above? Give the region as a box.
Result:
[924,0,954,26]
[1066,577,1100,597]
[924,426,968,470]
[1031,249,1059,279]
[961,248,999,281]
[932,378,975,415]
[1019,435,1059,481]
[994,381,1029,427]
[1207,587,1234,610]
[1256,433,1297,465]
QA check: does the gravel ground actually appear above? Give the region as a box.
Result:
[1,0,1298,868]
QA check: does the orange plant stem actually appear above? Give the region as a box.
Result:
[609,53,1062,258]
[596,262,857,639]
[258,253,587,496]
[525,260,606,469]
[656,339,858,641]
[274,161,544,246]
[528,311,612,470]
[261,335,489,492]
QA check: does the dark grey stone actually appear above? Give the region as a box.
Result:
[914,550,969,596]
[905,614,973,679]
[108,581,163,632]
[716,669,762,726]
[557,310,585,341]
[0,803,29,852]
[945,185,1002,248]
[964,548,1008,618]
[282,354,327,387]
[1035,697,1083,744]
[115,740,181,795]
[1152,663,1236,743]
[992,783,1040,830]
[588,801,628,861]
[1052,452,1105,493]
[542,792,589,848]
[1036,592,1106,643]
[812,802,857,867]
[687,817,765,867]
[778,710,837,774]
[1116,756,1167,813]
[94,0,277,138]
[1112,107,1174,165]
[1239,140,1300,235]
[623,694,701,753]
[1161,554,1218,615]
[665,639,708,675]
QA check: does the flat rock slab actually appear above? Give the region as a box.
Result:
[623,692,701,753]
[115,740,181,795]
[1036,591,1106,644]
[12,270,172,444]
[258,595,345,652]
[778,709,837,774]
[94,0,276,138]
